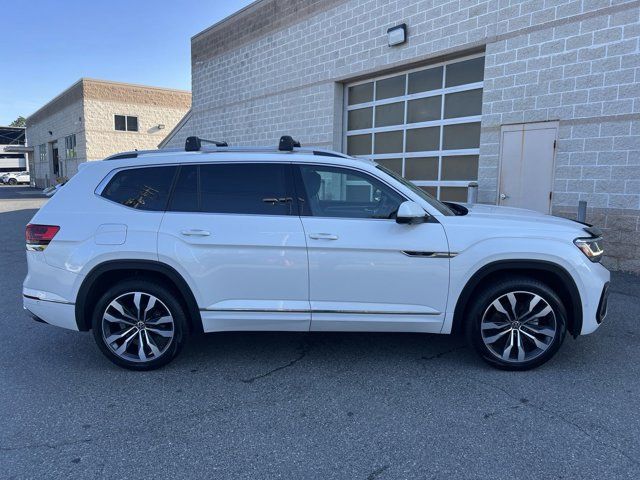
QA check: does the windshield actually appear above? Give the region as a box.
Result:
[376,165,454,216]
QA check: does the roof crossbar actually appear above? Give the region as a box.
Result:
[185,136,228,151]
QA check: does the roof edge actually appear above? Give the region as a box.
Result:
[158,109,192,149]
[192,0,265,41]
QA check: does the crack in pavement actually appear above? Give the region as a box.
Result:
[421,344,466,361]
[472,379,640,469]
[366,465,389,480]
[240,337,312,384]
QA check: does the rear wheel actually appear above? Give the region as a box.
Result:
[91,279,188,370]
[465,276,567,370]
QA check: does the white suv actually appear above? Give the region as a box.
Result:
[2,171,30,185]
[23,136,610,370]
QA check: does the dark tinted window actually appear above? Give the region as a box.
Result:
[114,115,126,131]
[199,163,292,215]
[297,165,404,219]
[102,166,176,211]
[127,116,139,132]
[168,165,198,212]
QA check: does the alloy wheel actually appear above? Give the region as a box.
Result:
[480,290,557,363]
[101,292,175,363]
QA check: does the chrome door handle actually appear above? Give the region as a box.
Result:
[500,193,509,200]
[180,229,211,237]
[309,233,339,240]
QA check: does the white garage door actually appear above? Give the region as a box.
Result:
[344,54,484,202]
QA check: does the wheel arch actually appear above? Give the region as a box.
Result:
[75,259,202,333]
[451,260,583,338]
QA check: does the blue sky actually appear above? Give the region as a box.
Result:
[1,0,254,125]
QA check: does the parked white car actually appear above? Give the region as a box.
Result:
[2,171,30,185]
[23,136,610,370]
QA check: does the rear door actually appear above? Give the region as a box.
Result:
[294,163,450,333]
[158,162,310,332]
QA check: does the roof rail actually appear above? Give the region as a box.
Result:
[181,135,353,159]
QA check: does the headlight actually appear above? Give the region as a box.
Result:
[574,236,604,262]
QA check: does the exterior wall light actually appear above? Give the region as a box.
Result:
[387,24,407,46]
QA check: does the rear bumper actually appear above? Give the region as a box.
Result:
[23,295,78,331]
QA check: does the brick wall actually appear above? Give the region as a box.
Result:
[165,0,640,271]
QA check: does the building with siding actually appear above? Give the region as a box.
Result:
[161,0,639,272]
[27,78,191,188]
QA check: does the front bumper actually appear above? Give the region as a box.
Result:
[596,282,610,324]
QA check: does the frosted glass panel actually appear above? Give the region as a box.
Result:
[405,157,438,180]
[441,155,479,180]
[407,96,441,123]
[348,107,372,130]
[376,158,403,175]
[445,57,485,87]
[444,89,483,118]
[440,187,468,202]
[375,102,404,127]
[347,134,372,155]
[376,75,405,99]
[348,83,373,105]
[443,123,481,150]
[420,185,438,197]
[408,66,443,94]
[406,127,440,152]
[374,131,403,154]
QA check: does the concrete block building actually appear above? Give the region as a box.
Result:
[27,78,191,188]
[164,0,639,272]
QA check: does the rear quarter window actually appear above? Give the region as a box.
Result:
[101,166,177,211]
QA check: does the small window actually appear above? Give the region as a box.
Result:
[115,115,139,132]
[199,163,293,215]
[101,166,177,211]
[114,115,126,131]
[65,134,77,159]
[297,165,404,219]
[39,144,47,163]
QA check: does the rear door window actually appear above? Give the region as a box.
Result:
[166,163,295,215]
[199,163,293,215]
[101,166,177,211]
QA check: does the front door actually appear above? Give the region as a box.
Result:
[295,164,450,333]
[158,163,310,333]
[498,121,558,213]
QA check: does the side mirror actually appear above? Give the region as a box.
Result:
[396,201,428,224]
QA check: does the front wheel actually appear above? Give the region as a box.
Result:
[466,277,567,370]
[8,178,17,185]
[91,279,188,370]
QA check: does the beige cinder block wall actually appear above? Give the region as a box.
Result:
[83,80,191,161]
[26,79,191,187]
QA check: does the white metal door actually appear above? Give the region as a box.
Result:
[498,122,558,214]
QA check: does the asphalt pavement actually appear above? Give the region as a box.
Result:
[1,185,639,479]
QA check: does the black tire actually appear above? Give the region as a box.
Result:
[465,276,567,371]
[8,178,17,185]
[91,279,188,370]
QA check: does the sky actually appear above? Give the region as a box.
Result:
[0,0,254,126]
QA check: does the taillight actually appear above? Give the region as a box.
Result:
[26,224,60,251]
